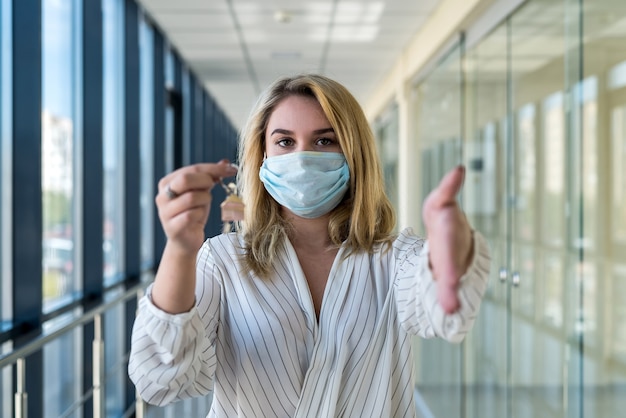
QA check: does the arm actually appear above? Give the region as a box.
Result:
[395,165,491,341]
[394,230,490,342]
[128,160,237,405]
[151,160,237,313]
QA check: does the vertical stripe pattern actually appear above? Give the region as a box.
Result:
[129,228,490,417]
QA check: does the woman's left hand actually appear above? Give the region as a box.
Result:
[422,165,473,314]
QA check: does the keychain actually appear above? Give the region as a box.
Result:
[220,177,244,234]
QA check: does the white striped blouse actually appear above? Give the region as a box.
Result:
[129,228,490,417]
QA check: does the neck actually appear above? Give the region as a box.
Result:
[283,210,333,251]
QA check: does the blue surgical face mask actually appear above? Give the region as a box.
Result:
[259,151,350,219]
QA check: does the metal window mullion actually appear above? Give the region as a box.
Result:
[152,30,166,265]
[82,1,104,417]
[203,94,215,238]
[123,0,141,410]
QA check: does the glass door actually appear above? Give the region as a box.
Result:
[507,0,578,418]
[463,23,510,418]
[579,0,626,414]
[413,40,465,418]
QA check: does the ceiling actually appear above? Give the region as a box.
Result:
[137,0,442,129]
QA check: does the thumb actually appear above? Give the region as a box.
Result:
[429,165,465,209]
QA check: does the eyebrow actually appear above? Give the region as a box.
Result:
[270,128,335,136]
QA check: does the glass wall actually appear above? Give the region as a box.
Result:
[579,0,626,414]
[374,104,400,218]
[139,14,154,269]
[44,314,82,418]
[42,0,81,311]
[164,48,175,174]
[0,0,238,415]
[0,0,9,324]
[103,0,125,285]
[412,0,626,416]
[0,0,10,415]
[104,289,125,417]
[463,22,509,418]
[42,1,83,415]
[413,41,465,418]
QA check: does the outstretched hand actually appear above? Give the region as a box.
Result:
[422,165,473,314]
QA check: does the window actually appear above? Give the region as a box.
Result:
[43,314,82,418]
[42,2,83,414]
[41,0,80,311]
[0,2,11,415]
[165,48,175,174]
[0,0,10,323]
[139,15,154,268]
[103,0,124,285]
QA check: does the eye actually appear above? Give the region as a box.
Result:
[276,138,294,147]
[316,137,335,146]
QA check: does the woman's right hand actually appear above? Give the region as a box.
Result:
[156,159,238,254]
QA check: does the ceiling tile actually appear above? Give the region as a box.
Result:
[137,0,444,128]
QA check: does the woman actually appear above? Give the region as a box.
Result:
[129,74,490,417]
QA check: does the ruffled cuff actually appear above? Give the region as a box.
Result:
[136,285,203,362]
[417,231,491,342]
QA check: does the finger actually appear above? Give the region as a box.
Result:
[157,189,213,218]
[161,161,237,192]
[158,161,238,196]
[429,165,465,209]
[162,173,216,197]
[165,206,211,236]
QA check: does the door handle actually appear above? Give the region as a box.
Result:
[511,271,520,287]
[499,267,508,283]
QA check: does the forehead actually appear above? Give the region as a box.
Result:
[266,95,330,130]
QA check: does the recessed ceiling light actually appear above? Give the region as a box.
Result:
[274,10,292,24]
[270,50,301,60]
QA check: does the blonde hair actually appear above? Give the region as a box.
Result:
[237,74,396,277]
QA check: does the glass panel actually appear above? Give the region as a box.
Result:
[612,103,626,245]
[0,0,10,323]
[374,105,399,217]
[165,49,175,174]
[42,0,80,311]
[182,69,190,166]
[103,0,125,284]
[515,103,536,244]
[139,16,154,268]
[579,0,626,414]
[612,264,626,362]
[104,290,125,417]
[413,40,463,417]
[579,77,599,252]
[541,92,566,248]
[1,342,12,418]
[540,251,564,328]
[43,314,82,418]
[510,0,571,415]
[463,22,509,418]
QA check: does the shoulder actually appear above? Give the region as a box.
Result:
[206,232,245,253]
[365,228,425,268]
[198,233,246,271]
[391,227,425,255]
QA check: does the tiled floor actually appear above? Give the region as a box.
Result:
[416,384,626,418]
